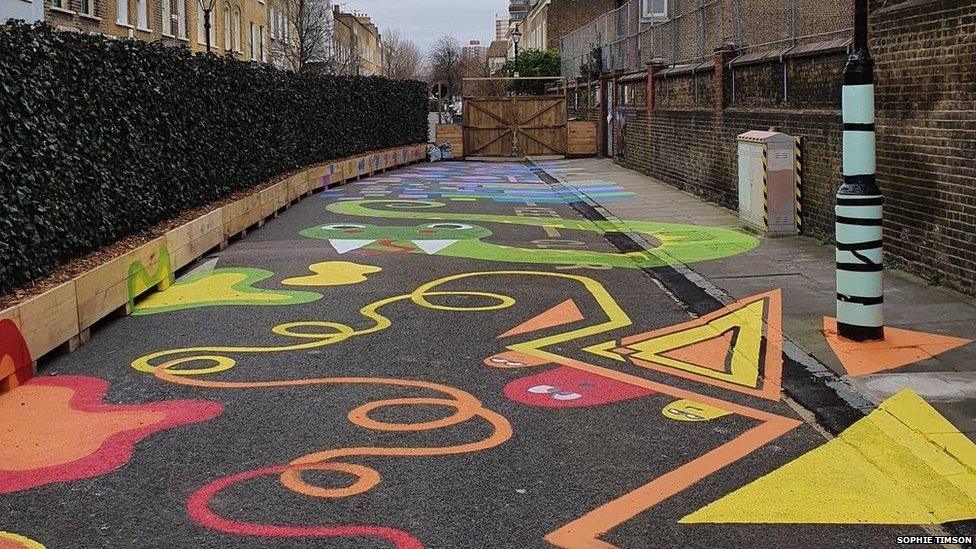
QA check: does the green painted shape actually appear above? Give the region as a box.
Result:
[132,268,322,316]
[301,222,492,241]
[127,246,175,309]
[305,200,758,268]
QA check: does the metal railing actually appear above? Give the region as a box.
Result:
[561,0,853,79]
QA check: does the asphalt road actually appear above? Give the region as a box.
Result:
[0,161,937,548]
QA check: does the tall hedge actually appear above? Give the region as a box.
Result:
[0,22,428,296]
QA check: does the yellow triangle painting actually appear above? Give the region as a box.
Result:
[614,290,783,400]
[680,389,976,524]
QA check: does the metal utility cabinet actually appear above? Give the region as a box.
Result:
[737,131,798,236]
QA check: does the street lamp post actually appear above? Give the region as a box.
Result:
[511,26,522,78]
[198,0,218,53]
[836,0,884,341]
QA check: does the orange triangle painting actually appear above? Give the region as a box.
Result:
[498,300,585,339]
[823,318,971,377]
[614,290,784,401]
[660,327,739,373]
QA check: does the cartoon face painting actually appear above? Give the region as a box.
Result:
[300,222,493,255]
[504,367,654,409]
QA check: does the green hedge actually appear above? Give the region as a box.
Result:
[0,23,428,296]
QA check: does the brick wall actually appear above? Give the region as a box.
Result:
[597,0,975,294]
[548,0,620,51]
[871,0,976,292]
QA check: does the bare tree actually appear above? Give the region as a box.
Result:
[427,35,463,102]
[461,49,499,97]
[324,24,361,75]
[383,28,423,80]
[271,0,332,73]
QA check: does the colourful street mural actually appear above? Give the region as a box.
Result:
[301,200,759,268]
[130,271,803,547]
[0,319,33,393]
[823,317,972,376]
[609,291,784,401]
[4,160,969,549]
[0,376,222,494]
[681,389,976,524]
[126,246,174,309]
[281,261,382,287]
[133,268,322,315]
[0,532,44,549]
[321,162,634,204]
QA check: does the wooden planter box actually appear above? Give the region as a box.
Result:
[0,143,426,393]
[286,172,310,202]
[75,236,171,330]
[167,210,223,271]
[222,194,263,239]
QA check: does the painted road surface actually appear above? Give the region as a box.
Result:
[1,161,971,549]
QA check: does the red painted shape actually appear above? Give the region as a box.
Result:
[504,366,654,409]
[0,319,33,392]
[498,300,585,339]
[187,465,423,548]
[660,327,737,373]
[0,376,223,494]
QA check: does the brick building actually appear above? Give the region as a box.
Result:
[40,0,271,62]
[495,16,509,41]
[487,39,509,75]
[565,0,976,295]
[520,0,621,52]
[332,7,384,76]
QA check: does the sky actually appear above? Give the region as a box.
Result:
[342,0,510,52]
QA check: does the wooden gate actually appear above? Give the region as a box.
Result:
[463,96,567,157]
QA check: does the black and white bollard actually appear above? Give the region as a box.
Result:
[836,0,884,341]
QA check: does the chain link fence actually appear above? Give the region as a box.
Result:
[561,0,853,78]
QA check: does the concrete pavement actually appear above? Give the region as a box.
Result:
[0,160,973,548]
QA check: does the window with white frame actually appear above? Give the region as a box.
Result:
[176,0,186,38]
[223,6,230,49]
[259,25,266,61]
[80,0,95,16]
[162,0,171,34]
[232,9,241,51]
[117,0,128,24]
[249,21,255,59]
[641,0,667,20]
[136,0,148,29]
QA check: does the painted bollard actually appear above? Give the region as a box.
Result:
[836,0,884,341]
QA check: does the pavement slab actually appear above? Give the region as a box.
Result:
[0,160,971,549]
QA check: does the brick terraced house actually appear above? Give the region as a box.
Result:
[40,0,272,62]
[519,0,621,52]
[332,7,384,76]
[563,0,976,295]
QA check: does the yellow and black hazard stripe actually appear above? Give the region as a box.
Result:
[761,148,769,231]
[794,136,803,234]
